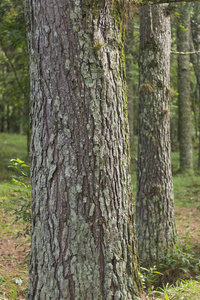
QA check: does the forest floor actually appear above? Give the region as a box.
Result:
[0,133,200,299]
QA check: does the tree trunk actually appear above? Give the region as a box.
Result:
[190,2,200,168]
[6,104,10,132]
[136,4,176,267]
[0,105,5,132]
[177,3,193,173]
[125,17,136,146]
[25,0,142,299]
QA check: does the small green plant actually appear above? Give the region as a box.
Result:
[140,266,163,291]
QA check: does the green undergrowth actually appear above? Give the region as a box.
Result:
[0,133,29,182]
[146,279,200,300]
[0,134,29,299]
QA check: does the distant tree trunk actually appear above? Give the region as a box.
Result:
[190,2,200,168]
[26,0,142,299]
[125,17,136,146]
[136,4,176,267]
[6,105,10,132]
[177,3,193,173]
[0,105,5,132]
[19,109,23,134]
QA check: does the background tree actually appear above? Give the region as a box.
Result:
[125,10,140,146]
[177,3,193,173]
[190,2,200,168]
[136,4,176,267]
[25,0,142,298]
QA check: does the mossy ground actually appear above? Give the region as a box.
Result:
[0,133,200,299]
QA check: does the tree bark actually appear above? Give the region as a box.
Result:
[25,0,142,299]
[177,3,193,173]
[136,4,176,267]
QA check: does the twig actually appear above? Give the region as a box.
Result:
[171,50,200,55]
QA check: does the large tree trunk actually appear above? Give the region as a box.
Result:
[177,3,193,173]
[136,4,176,267]
[25,0,142,299]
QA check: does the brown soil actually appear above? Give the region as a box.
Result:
[0,237,28,276]
[0,235,29,299]
[175,206,200,249]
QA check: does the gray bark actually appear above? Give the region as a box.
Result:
[136,4,176,267]
[177,3,193,172]
[25,0,142,299]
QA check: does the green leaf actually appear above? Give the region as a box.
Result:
[4,227,12,233]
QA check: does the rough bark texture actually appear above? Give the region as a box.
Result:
[25,0,142,299]
[136,4,176,267]
[177,3,193,173]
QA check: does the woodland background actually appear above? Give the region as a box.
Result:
[0,0,200,299]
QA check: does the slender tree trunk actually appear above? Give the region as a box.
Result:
[0,105,5,132]
[177,3,193,173]
[125,17,135,146]
[25,0,142,299]
[190,2,200,168]
[136,4,176,267]
[6,104,10,132]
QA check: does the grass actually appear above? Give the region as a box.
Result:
[0,133,29,182]
[0,273,28,300]
[0,133,200,299]
[0,133,29,300]
[151,279,200,300]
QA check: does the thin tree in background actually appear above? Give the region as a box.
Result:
[190,2,200,168]
[136,4,176,267]
[125,11,139,146]
[177,3,193,173]
[126,16,135,145]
